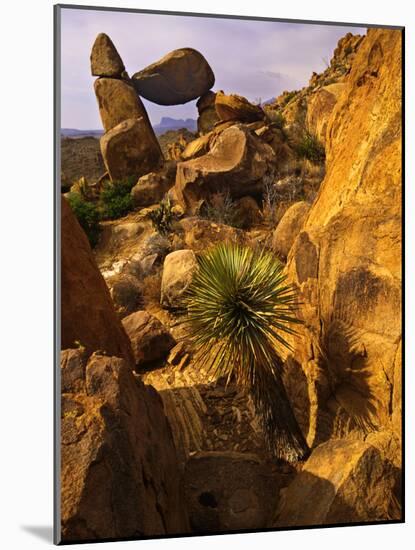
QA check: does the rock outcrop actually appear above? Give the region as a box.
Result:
[130,162,176,207]
[174,125,276,214]
[100,117,163,181]
[215,92,265,123]
[272,201,310,260]
[283,29,402,469]
[161,249,197,309]
[275,439,400,526]
[122,310,176,369]
[94,78,150,133]
[61,196,135,365]
[61,351,189,541]
[90,33,125,77]
[197,90,219,134]
[132,48,215,105]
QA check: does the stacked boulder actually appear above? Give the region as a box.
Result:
[91,33,163,181]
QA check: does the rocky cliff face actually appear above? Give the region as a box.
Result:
[60,197,189,542]
[281,29,402,470]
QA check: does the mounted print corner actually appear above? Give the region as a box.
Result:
[55,4,404,545]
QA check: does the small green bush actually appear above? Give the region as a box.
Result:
[295,131,325,163]
[100,177,136,220]
[149,196,173,235]
[282,90,298,106]
[67,192,101,247]
[266,109,285,129]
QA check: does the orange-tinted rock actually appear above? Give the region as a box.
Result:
[272,201,310,259]
[60,352,189,541]
[174,125,276,214]
[61,196,135,366]
[197,90,219,134]
[215,92,265,123]
[275,439,401,526]
[282,29,402,460]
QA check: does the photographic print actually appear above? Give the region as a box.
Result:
[55,4,403,544]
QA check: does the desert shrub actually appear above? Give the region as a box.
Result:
[295,131,325,163]
[183,243,309,461]
[100,177,135,220]
[149,196,173,235]
[67,192,101,247]
[201,191,243,228]
[282,90,298,106]
[265,109,285,129]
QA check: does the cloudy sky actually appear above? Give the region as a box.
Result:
[60,7,366,129]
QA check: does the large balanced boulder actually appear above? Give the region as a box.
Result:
[100,117,163,181]
[161,249,197,309]
[274,439,400,526]
[272,201,310,260]
[174,124,276,213]
[90,33,125,77]
[94,77,151,132]
[61,351,189,541]
[61,196,134,366]
[282,29,402,462]
[132,48,215,105]
[122,310,176,369]
[215,92,265,123]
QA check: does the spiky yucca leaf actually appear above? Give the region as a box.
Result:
[184,242,309,462]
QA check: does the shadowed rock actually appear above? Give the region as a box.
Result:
[215,92,265,123]
[90,33,125,77]
[61,352,189,541]
[61,196,135,366]
[132,48,215,105]
[122,310,176,369]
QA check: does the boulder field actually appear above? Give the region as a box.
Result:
[60,28,402,539]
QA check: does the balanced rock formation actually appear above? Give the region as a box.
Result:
[122,310,176,369]
[275,439,400,526]
[90,33,125,77]
[197,90,220,134]
[272,201,310,260]
[282,29,402,468]
[94,78,151,132]
[215,92,265,123]
[161,249,197,309]
[174,125,276,214]
[91,33,163,182]
[100,117,163,181]
[61,196,134,366]
[61,351,189,541]
[132,48,215,105]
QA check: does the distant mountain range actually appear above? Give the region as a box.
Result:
[153,117,197,135]
[61,117,197,139]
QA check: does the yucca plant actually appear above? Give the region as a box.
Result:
[183,242,310,462]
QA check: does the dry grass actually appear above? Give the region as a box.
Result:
[141,273,162,308]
